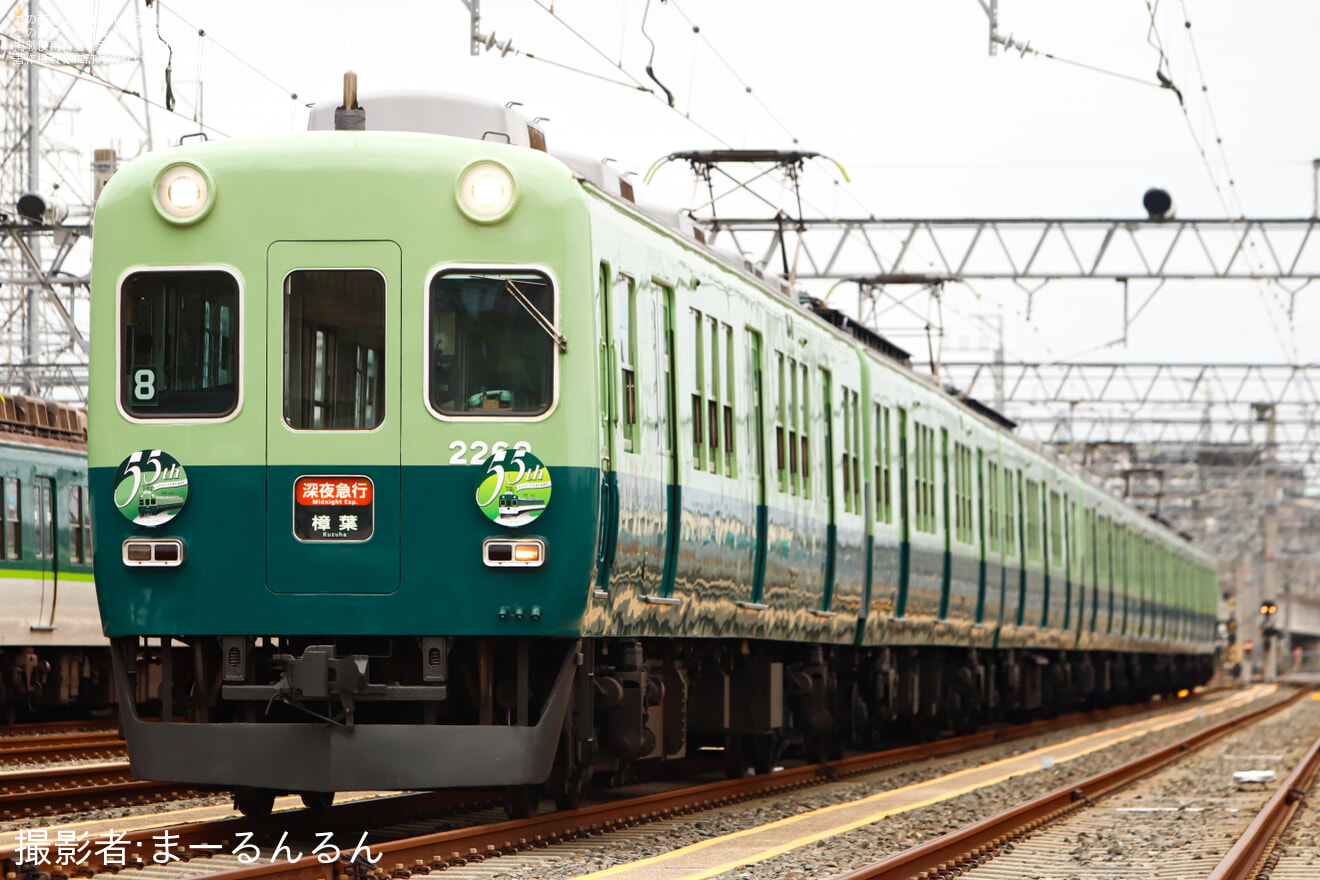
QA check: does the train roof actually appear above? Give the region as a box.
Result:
[0,394,86,451]
[301,90,1206,560]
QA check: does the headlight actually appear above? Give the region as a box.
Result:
[154,163,214,224]
[457,161,515,223]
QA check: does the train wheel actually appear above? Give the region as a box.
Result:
[300,791,335,811]
[553,776,583,812]
[233,787,276,818]
[503,784,539,819]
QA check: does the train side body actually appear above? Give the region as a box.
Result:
[88,94,1219,802]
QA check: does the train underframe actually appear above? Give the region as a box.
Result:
[0,648,117,722]
[108,634,1214,817]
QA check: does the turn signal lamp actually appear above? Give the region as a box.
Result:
[122,538,185,567]
[456,161,515,223]
[483,537,544,568]
[154,163,214,224]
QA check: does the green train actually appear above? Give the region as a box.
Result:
[0,396,110,720]
[89,87,1217,816]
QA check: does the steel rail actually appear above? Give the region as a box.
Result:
[833,686,1311,880]
[0,731,125,763]
[1207,722,1320,880]
[0,720,116,737]
[0,763,205,818]
[100,691,1228,880]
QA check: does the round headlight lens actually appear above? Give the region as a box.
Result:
[154,163,213,223]
[457,162,515,222]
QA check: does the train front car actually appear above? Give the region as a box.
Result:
[89,95,596,814]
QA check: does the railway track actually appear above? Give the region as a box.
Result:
[832,685,1316,880]
[1209,702,1320,880]
[0,720,117,739]
[0,762,202,819]
[0,731,125,765]
[0,687,1254,880]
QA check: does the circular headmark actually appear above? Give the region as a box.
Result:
[474,449,551,528]
[113,449,190,527]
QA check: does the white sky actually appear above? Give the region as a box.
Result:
[32,0,1320,366]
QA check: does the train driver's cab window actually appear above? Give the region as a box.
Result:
[428,270,555,417]
[120,270,238,418]
[284,270,386,430]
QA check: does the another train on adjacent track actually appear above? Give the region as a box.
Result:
[89,87,1218,816]
[0,396,107,721]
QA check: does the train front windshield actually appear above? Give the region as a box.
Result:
[120,270,238,418]
[428,271,556,417]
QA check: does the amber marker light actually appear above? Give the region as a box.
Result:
[483,537,545,568]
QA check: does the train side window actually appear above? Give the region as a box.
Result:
[3,477,19,559]
[691,310,705,470]
[874,404,892,524]
[34,482,52,560]
[428,270,555,419]
[788,357,799,495]
[1049,490,1063,565]
[913,422,938,533]
[986,460,1000,552]
[1003,468,1017,558]
[286,270,386,429]
[120,270,239,418]
[708,316,720,474]
[775,351,786,493]
[1025,480,1042,561]
[69,485,83,563]
[621,277,638,453]
[840,385,852,511]
[954,442,974,544]
[799,363,810,499]
[723,324,735,478]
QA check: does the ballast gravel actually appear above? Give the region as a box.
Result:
[485,688,1306,880]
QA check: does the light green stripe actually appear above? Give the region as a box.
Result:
[0,567,94,581]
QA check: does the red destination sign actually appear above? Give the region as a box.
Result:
[295,476,373,507]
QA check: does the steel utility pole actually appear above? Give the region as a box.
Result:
[1254,403,1279,681]
[24,0,41,393]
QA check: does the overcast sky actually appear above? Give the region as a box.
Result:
[40,0,1320,366]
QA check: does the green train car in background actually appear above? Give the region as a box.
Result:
[89,85,1218,817]
[0,396,109,720]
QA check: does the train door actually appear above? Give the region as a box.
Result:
[657,281,680,598]
[265,241,401,594]
[974,449,987,622]
[32,477,56,630]
[820,369,836,611]
[594,263,619,592]
[747,329,767,602]
[938,428,951,619]
[895,407,910,615]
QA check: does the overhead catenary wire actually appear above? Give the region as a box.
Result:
[156,2,299,101]
[0,38,230,136]
[522,0,730,147]
[1143,0,1297,360]
[665,0,800,145]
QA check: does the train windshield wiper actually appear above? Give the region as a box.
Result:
[505,279,567,353]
